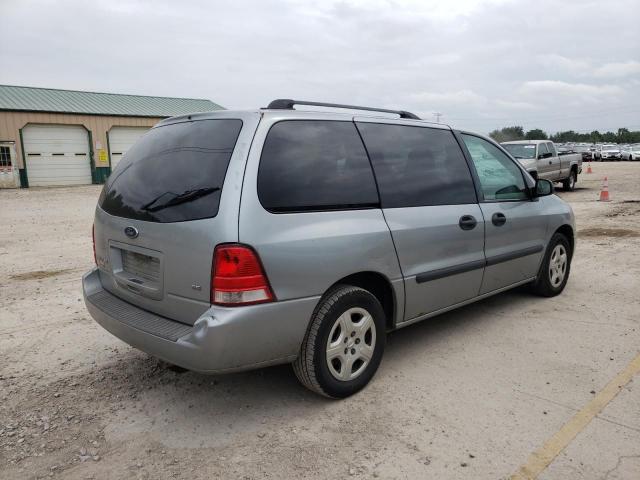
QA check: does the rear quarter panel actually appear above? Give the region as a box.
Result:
[559,153,582,179]
[238,113,404,323]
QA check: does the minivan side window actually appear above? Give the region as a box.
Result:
[461,134,528,201]
[356,123,477,207]
[258,121,379,212]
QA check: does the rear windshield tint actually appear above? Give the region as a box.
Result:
[99,119,242,223]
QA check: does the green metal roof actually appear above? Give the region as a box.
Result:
[0,85,223,117]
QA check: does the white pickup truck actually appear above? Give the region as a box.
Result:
[501,140,583,191]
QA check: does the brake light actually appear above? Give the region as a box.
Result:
[92,224,97,265]
[211,244,274,306]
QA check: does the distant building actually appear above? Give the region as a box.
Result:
[0,85,222,188]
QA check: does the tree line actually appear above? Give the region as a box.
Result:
[488,126,640,144]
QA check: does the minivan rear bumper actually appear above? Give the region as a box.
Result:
[83,268,319,373]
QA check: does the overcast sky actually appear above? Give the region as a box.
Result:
[2,0,639,134]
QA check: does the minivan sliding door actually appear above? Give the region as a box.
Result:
[356,120,485,322]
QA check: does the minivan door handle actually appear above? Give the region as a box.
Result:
[459,215,477,231]
[492,212,506,226]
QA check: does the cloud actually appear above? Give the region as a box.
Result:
[406,53,462,68]
[311,0,517,21]
[536,55,640,79]
[410,89,487,107]
[593,61,640,78]
[1,0,639,134]
[518,81,624,104]
[495,100,538,110]
[536,54,591,71]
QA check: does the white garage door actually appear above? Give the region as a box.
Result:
[108,127,149,170]
[23,125,92,186]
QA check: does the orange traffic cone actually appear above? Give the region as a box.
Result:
[586,162,592,174]
[598,177,610,202]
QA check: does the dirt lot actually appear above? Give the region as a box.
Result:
[1,163,639,480]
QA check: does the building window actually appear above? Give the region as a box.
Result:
[0,146,11,168]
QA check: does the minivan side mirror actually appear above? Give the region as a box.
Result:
[534,178,554,197]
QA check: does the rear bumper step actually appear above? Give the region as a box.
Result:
[86,290,192,342]
[82,268,319,374]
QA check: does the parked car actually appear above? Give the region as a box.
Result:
[574,145,595,161]
[501,140,582,190]
[556,145,575,155]
[620,144,640,161]
[84,100,576,398]
[597,144,622,161]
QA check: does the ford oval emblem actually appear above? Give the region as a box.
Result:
[124,226,139,239]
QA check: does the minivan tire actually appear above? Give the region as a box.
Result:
[530,233,571,297]
[293,285,386,398]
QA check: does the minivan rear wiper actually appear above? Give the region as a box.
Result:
[141,187,220,212]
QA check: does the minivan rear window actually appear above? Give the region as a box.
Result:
[99,119,242,223]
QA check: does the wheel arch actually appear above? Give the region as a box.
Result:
[554,224,575,257]
[327,271,398,331]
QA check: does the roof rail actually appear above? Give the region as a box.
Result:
[266,99,420,120]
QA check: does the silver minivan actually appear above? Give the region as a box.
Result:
[84,100,575,398]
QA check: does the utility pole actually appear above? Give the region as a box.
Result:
[433,112,442,123]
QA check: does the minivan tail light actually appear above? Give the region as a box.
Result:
[211,244,274,306]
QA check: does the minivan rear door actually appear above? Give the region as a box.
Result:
[93,112,261,325]
[356,119,485,322]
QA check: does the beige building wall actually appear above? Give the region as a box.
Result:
[0,111,163,169]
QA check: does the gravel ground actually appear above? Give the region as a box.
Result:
[1,162,639,480]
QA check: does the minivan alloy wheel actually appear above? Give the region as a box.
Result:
[293,284,386,398]
[326,307,376,381]
[549,244,568,287]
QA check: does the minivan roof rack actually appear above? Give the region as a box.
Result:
[266,99,421,120]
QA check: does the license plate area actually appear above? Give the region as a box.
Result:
[109,241,164,300]
[122,250,160,282]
